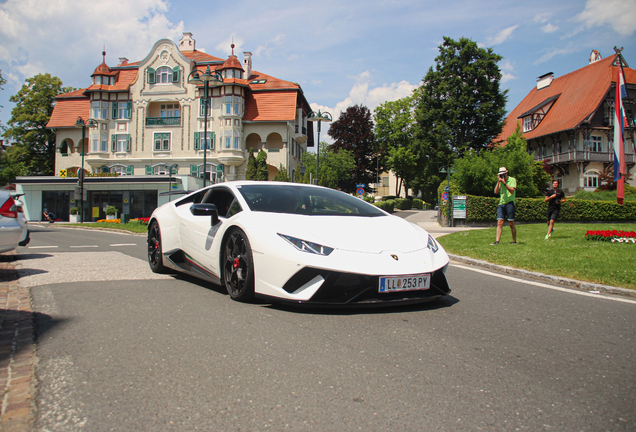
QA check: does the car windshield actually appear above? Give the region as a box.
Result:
[237,184,386,217]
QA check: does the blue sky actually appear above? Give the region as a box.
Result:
[0,0,635,139]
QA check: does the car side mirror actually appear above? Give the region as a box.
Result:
[190,203,220,226]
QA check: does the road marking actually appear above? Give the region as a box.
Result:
[69,245,99,248]
[28,246,59,249]
[451,263,636,305]
[109,243,137,247]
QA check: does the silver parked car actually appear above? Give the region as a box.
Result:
[0,191,30,253]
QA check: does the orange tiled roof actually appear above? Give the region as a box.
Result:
[247,71,300,91]
[92,62,113,76]
[46,92,89,128]
[181,50,224,63]
[496,54,636,143]
[244,91,298,122]
[222,55,242,69]
[84,68,138,92]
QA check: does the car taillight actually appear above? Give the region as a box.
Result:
[0,197,18,218]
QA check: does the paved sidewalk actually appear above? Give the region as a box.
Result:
[0,252,36,432]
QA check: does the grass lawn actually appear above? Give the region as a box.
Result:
[436,222,636,290]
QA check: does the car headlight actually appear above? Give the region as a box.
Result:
[278,234,334,256]
[427,234,439,253]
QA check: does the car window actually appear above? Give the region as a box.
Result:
[226,200,243,218]
[175,189,208,207]
[203,187,237,218]
[237,184,385,217]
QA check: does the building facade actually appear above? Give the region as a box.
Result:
[496,51,635,193]
[16,33,314,222]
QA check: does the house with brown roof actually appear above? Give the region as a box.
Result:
[495,51,635,193]
[16,33,313,222]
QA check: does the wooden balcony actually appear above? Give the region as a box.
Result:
[536,150,635,165]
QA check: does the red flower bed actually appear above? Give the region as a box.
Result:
[132,217,150,225]
[585,230,636,242]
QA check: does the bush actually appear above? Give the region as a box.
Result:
[362,195,375,203]
[69,207,79,215]
[463,195,636,222]
[395,198,413,210]
[412,198,424,209]
[105,206,118,216]
[374,200,396,213]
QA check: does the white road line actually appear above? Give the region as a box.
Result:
[451,263,636,305]
[69,245,99,248]
[109,243,137,247]
[28,246,59,249]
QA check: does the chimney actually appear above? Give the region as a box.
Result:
[537,72,554,90]
[118,57,128,66]
[179,32,196,52]
[243,51,252,79]
[589,50,602,64]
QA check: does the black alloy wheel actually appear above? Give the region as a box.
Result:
[222,228,255,302]
[148,221,167,273]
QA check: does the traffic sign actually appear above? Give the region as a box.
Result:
[356,188,365,196]
[444,186,450,192]
[442,192,449,201]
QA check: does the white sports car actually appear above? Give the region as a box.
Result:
[148,181,451,306]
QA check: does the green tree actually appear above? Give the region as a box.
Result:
[256,149,269,181]
[328,104,377,193]
[2,73,76,179]
[273,164,290,182]
[415,37,508,167]
[453,123,547,197]
[0,70,6,131]
[374,97,417,196]
[245,148,257,180]
[298,142,355,190]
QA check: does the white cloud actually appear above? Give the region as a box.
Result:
[533,12,552,23]
[534,46,573,64]
[214,34,244,58]
[541,23,559,33]
[499,60,517,83]
[253,34,287,59]
[483,25,519,46]
[574,0,636,36]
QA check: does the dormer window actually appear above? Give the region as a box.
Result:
[147,66,180,84]
[523,116,533,132]
[157,67,172,84]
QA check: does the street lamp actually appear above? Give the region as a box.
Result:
[74,116,97,223]
[187,66,223,187]
[307,110,332,185]
[439,166,456,227]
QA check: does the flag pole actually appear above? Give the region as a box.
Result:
[614,48,636,160]
[613,48,629,205]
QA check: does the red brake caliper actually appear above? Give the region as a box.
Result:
[233,257,240,269]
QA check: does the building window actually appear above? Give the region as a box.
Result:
[225,130,231,148]
[194,132,214,150]
[111,165,133,176]
[199,98,210,117]
[112,134,130,152]
[234,96,241,115]
[584,172,599,188]
[154,165,168,175]
[523,116,533,132]
[92,101,100,119]
[112,101,131,120]
[161,104,179,117]
[91,133,108,152]
[234,130,240,149]
[225,96,232,114]
[101,102,108,119]
[157,67,172,84]
[590,136,603,152]
[153,133,170,151]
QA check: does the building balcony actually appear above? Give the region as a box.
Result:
[146,117,181,126]
[537,150,635,165]
[294,124,308,144]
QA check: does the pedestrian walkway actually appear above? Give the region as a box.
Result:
[394,209,488,238]
[0,252,36,432]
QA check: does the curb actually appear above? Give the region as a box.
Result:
[0,252,36,432]
[448,254,636,299]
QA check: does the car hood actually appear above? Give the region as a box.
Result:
[251,213,430,254]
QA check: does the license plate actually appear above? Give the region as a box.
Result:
[379,274,430,293]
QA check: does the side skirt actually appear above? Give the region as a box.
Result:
[163,249,221,285]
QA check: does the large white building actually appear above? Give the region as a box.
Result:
[16,33,314,222]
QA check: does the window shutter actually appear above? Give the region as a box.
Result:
[216,164,224,174]
[172,66,180,83]
[211,132,215,150]
[147,67,155,84]
[126,134,131,152]
[101,166,110,174]
[111,135,117,152]
[127,101,132,119]
[112,101,118,119]
[126,165,134,175]
[145,165,152,175]
[194,132,200,150]
[190,165,199,176]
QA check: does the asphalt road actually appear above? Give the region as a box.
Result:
[18,225,636,431]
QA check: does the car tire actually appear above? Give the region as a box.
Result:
[222,228,255,302]
[148,221,168,273]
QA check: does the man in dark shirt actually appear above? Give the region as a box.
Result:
[544,180,565,240]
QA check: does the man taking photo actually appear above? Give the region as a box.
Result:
[492,167,517,245]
